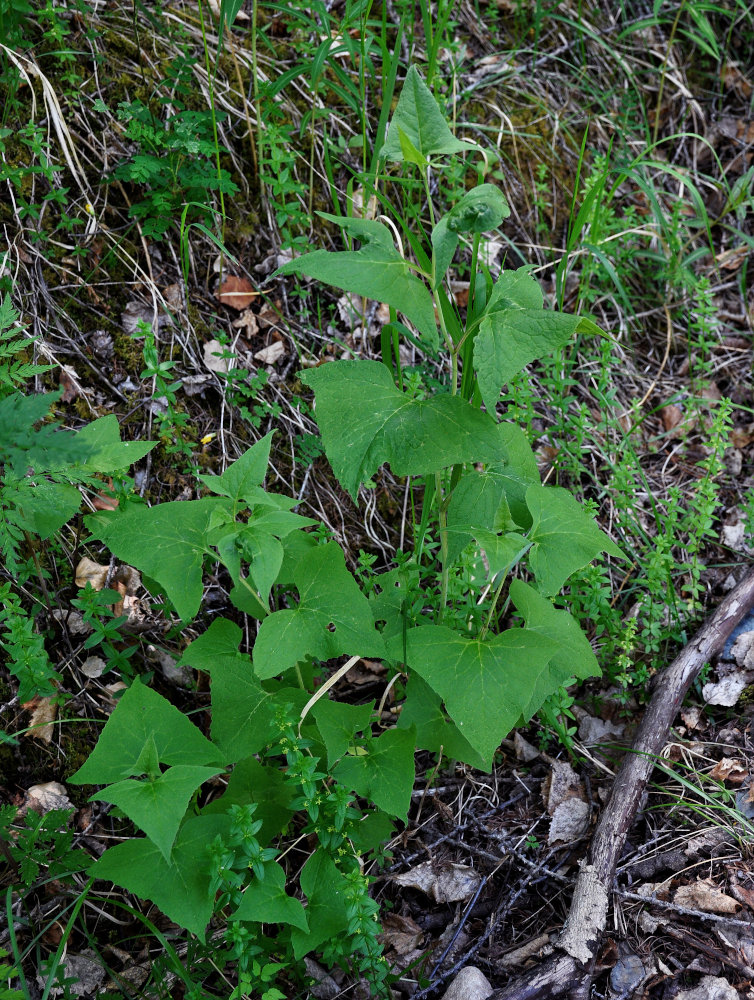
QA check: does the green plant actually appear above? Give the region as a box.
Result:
[69,67,625,994]
[69,584,140,681]
[0,805,87,890]
[106,94,238,241]
[132,318,194,465]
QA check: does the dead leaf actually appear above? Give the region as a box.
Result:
[231,308,259,338]
[731,631,754,669]
[715,245,749,271]
[709,758,748,784]
[674,879,740,915]
[722,62,753,98]
[92,477,118,511]
[348,187,378,220]
[51,609,91,636]
[378,913,424,955]
[216,275,259,311]
[75,557,109,590]
[203,338,233,374]
[703,669,754,706]
[257,303,282,330]
[513,731,540,762]
[498,934,551,968]
[162,282,184,312]
[81,656,106,679]
[393,860,481,903]
[680,705,705,730]
[660,404,684,433]
[21,781,72,816]
[59,366,79,403]
[23,696,57,743]
[121,300,171,336]
[254,341,285,365]
[543,760,584,814]
[548,797,590,845]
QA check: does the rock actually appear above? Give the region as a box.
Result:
[440,966,493,1000]
[674,975,740,1000]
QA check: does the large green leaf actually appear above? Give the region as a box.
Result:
[382,65,477,162]
[445,470,510,566]
[510,579,600,718]
[290,850,349,959]
[86,498,221,620]
[432,185,510,286]
[398,674,486,770]
[92,765,222,861]
[301,360,504,499]
[493,423,540,529]
[201,756,295,844]
[312,699,375,768]
[254,543,385,679]
[474,308,587,415]
[393,626,559,767]
[275,216,437,348]
[178,619,307,760]
[233,861,308,931]
[526,485,625,595]
[70,678,222,785]
[91,814,230,939]
[71,415,156,474]
[332,726,415,819]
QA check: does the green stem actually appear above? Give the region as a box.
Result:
[436,471,449,624]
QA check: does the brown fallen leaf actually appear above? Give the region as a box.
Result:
[20,781,72,816]
[254,341,285,365]
[393,860,481,904]
[23,696,57,743]
[709,757,748,784]
[674,879,740,915]
[75,557,109,591]
[378,913,424,955]
[216,275,259,311]
[203,338,234,374]
[660,404,684,433]
[543,759,584,814]
[92,477,118,511]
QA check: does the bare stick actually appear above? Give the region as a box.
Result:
[488,567,754,1000]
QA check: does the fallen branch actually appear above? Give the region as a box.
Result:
[489,567,754,1000]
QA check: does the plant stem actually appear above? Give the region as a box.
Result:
[436,470,449,624]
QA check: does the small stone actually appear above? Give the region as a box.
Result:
[440,966,493,1000]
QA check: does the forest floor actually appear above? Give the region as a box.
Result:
[1,1,754,999]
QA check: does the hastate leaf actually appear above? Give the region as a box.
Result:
[526,485,625,595]
[510,579,599,718]
[382,66,477,162]
[197,432,274,504]
[178,619,308,760]
[445,469,510,566]
[86,498,221,620]
[91,814,230,940]
[475,308,586,414]
[290,850,349,959]
[312,699,375,768]
[393,626,559,768]
[432,185,509,287]
[233,861,309,931]
[70,678,222,785]
[301,360,504,500]
[332,725,415,819]
[71,415,156,474]
[253,542,385,679]
[398,674,486,770]
[92,765,223,861]
[275,216,437,348]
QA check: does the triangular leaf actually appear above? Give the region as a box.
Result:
[92,765,223,861]
[398,674,487,769]
[382,65,476,161]
[254,543,385,679]
[510,579,600,718]
[70,678,222,785]
[86,498,221,620]
[290,850,349,959]
[394,626,559,768]
[302,360,505,500]
[445,470,510,566]
[233,861,309,931]
[312,699,375,768]
[332,726,415,819]
[197,432,274,503]
[275,216,437,348]
[475,308,585,414]
[526,485,625,595]
[91,814,230,939]
[72,415,156,474]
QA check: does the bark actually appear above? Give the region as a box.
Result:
[489,567,754,1000]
